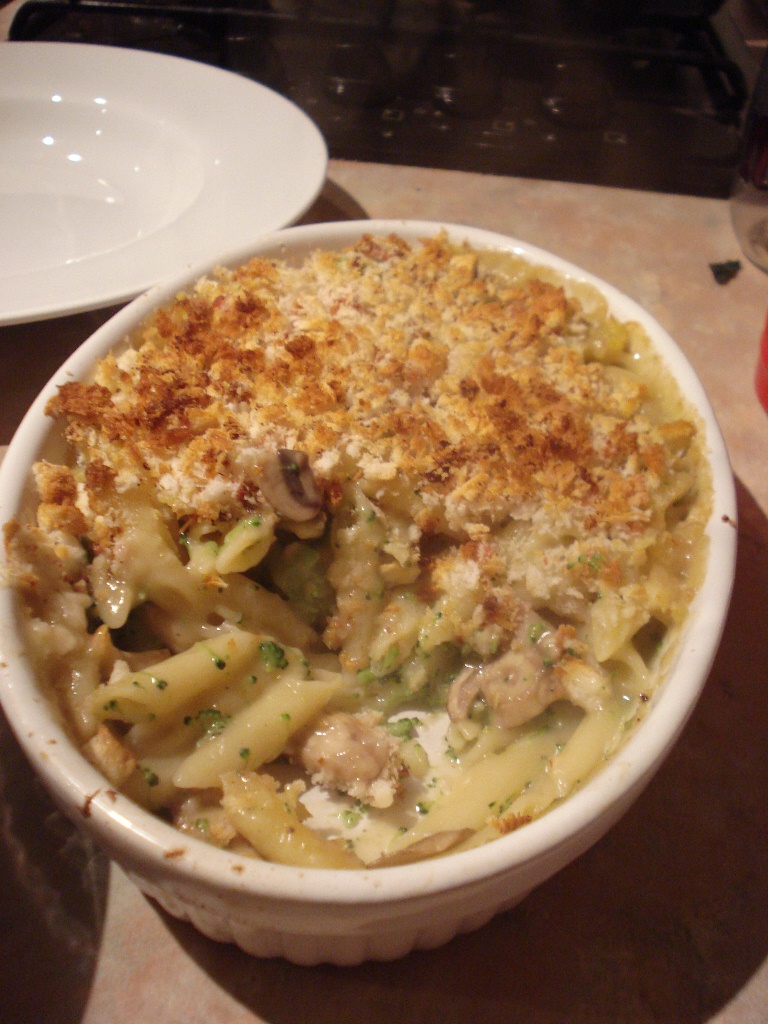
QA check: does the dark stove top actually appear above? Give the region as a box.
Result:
[8,0,752,196]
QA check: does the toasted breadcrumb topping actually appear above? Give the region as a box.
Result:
[32,232,707,663]
[44,232,676,548]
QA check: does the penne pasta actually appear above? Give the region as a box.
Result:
[174,673,344,789]
[382,725,563,857]
[122,754,187,812]
[93,629,263,723]
[214,513,277,575]
[221,772,362,869]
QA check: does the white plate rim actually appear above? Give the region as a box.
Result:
[0,41,328,325]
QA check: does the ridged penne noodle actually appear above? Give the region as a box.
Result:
[589,587,651,662]
[122,754,186,812]
[92,629,263,723]
[220,772,361,869]
[384,726,563,856]
[500,699,630,818]
[213,513,277,575]
[175,673,343,789]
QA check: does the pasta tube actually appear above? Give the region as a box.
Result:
[93,629,262,723]
[501,700,629,819]
[214,513,277,574]
[384,726,560,857]
[221,772,361,869]
[174,673,343,789]
[122,755,186,812]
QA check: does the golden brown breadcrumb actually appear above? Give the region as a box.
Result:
[25,230,708,669]
[43,232,683,549]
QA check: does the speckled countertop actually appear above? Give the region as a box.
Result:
[2,161,768,1024]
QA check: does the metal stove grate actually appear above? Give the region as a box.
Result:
[9,0,751,195]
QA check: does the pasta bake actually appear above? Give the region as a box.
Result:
[3,232,711,868]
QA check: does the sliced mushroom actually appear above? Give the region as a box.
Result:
[446,664,482,721]
[448,647,567,729]
[448,628,610,730]
[479,649,567,728]
[260,449,323,522]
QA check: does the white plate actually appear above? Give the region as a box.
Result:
[0,42,328,325]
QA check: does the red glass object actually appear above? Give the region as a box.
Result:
[757,312,768,413]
